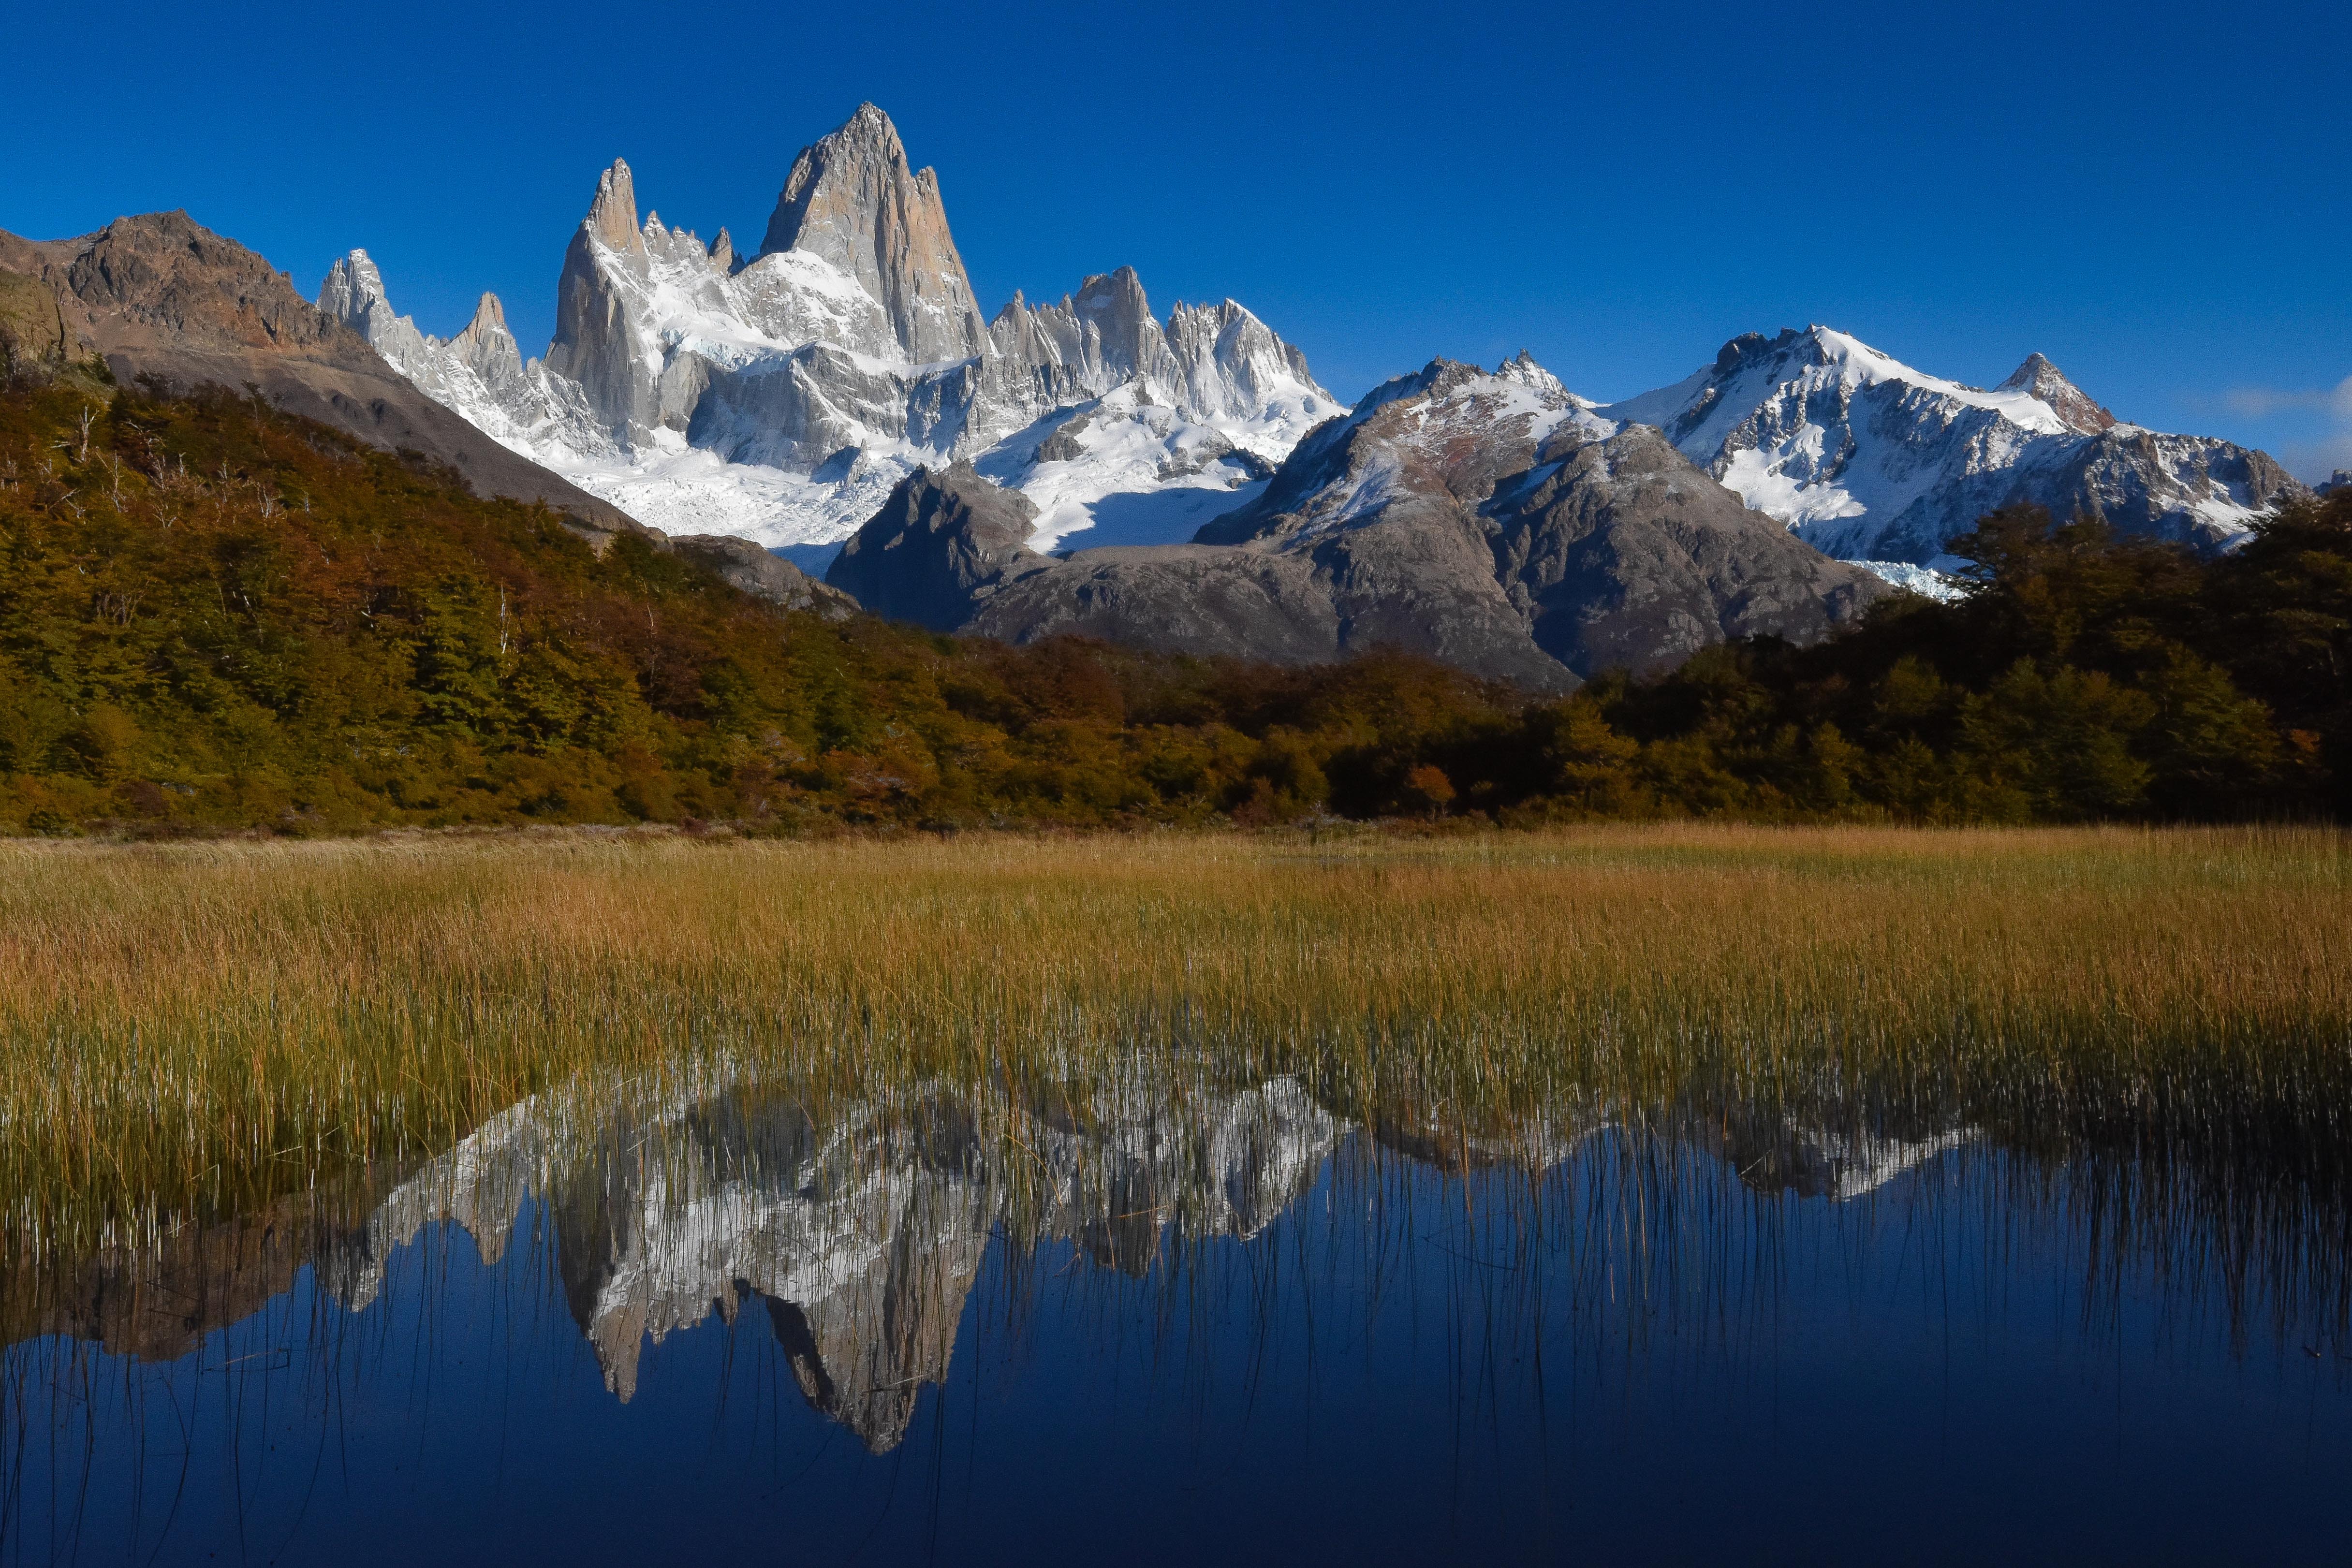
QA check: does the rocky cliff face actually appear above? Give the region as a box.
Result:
[832,355,1888,688]
[330,104,1339,549]
[831,463,1360,671]
[828,458,1042,627]
[1600,326,2306,563]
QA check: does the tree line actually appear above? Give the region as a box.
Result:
[1,376,2345,835]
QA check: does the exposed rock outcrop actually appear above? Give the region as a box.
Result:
[0,231,75,368]
[1998,352,2117,435]
[669,533,857,616]
[827,459,1041,628]
[1491,421,1889,674]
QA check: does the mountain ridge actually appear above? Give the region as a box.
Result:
[828,353,1891,688]
[1595,325,2304,563]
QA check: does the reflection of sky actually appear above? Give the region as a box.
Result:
[10,1108,2352,1565]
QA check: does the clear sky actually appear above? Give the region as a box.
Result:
[5,0,2347,477]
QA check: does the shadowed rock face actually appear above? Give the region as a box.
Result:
[1491,422,1890,675]
[828,463,1428,674]
[0,213,645,542]
[827,459,1041,628]
[829,358,1889,688]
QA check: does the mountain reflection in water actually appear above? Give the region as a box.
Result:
[6,1072,2351,1564]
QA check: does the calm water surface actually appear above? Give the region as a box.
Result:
[5,1075,2349,1564]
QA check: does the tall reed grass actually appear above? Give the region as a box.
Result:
[1,825,2345,1248]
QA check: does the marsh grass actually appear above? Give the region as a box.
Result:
[1,824,2346,1250]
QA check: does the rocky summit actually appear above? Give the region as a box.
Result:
[828,354,1892,690]
[757,102,986,365]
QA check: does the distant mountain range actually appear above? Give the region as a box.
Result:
[830,358,1890,689]
[0,102,2313,689]
[313,103,2305,576]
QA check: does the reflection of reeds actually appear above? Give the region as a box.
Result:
[0,826,2344,1254]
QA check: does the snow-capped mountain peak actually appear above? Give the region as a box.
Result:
[1997,351,2117,435]
[326,105,1340,551]
[756,102,985,366]
[1494,348,1574,399]
[1598,324,2303,563]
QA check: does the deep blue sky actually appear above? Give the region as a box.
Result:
[5,0,2347,477]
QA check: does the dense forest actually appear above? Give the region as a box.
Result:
[0,371,2346,834]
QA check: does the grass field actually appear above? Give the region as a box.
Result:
[2,824,2346,1245]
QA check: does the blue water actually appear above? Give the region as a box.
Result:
[5,1113,2349,1565]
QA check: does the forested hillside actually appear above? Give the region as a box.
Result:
[0,372,2345,834]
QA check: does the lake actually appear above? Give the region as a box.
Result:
[8,1068,2348,1565]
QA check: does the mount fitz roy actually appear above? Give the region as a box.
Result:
[321,103,1336,552]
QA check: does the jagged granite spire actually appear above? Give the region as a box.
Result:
[316,247,390,333]
[448,292,525,396]
[585,159,645,256]
[758,103,985,363]
[548,159,658,440]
